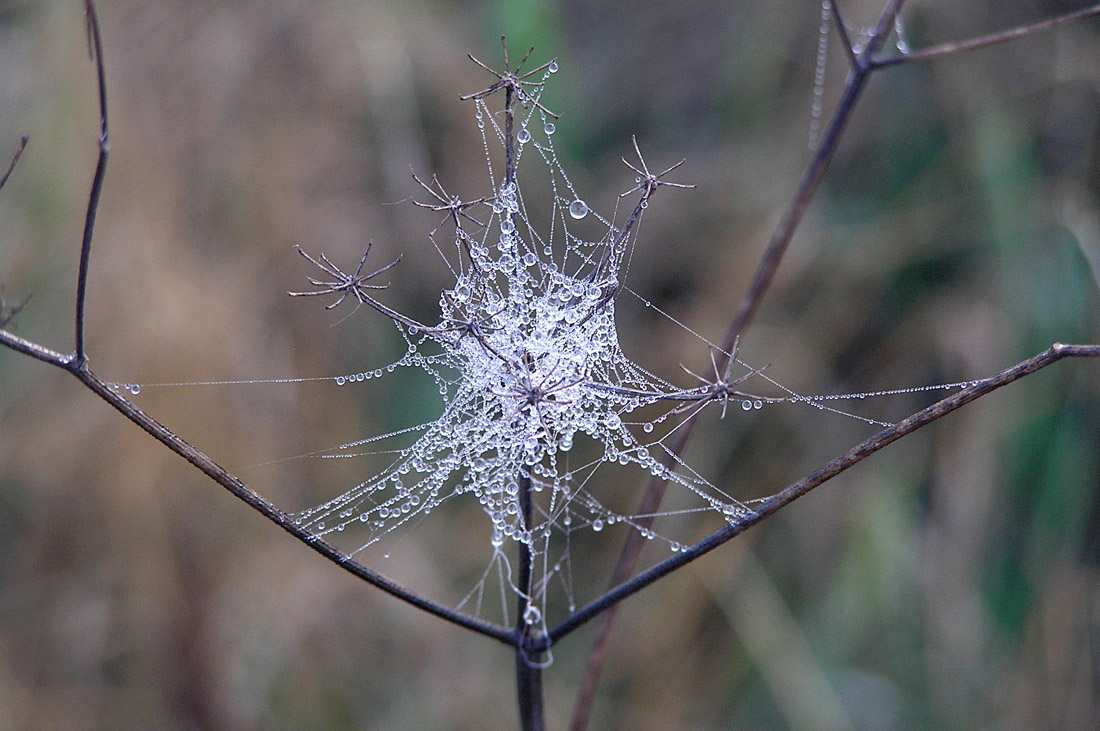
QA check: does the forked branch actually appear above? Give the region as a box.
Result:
[569,1,1100,726]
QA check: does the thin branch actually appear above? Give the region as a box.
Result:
[830,1,858,68]
[550,343,1100,645]
[568,419,698,731]
[719,0,904,360]
[0,341,517,644]
[0,135,28,191]
[872,4,1100,70]
[0,287,32,328]
[73,0,110,367]
[0,326,71,367]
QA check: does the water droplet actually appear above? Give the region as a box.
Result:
[517,128,531,144]
[643,422,654,433]
[129,384,141,395]
[544,122,556,135]
[753,400,763,410]
[523,252,537,267]
[592,519,604,532]
[548,60,558,73]
[335,376,346,386]
[500,217,516,234]
[568,199,589,219]
[741,400,752,411]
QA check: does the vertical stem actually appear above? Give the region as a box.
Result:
[515,473,546,730]
[504,85,515,188]
[74,0,109,367]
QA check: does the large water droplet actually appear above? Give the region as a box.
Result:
[548,60,558,73]
[517,128,531,144]
[544,122,556,135]
[500,217,515,234]
[568,199,589,219]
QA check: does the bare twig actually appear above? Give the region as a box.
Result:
[872,4,1100,70]
[515,474,546,731]
[552,343,1100,646]
[830,1,858,67]
[0,286,31,328]
[719,0,904,358]
[73,0,109,367]
[0,322,517,643]
[0,135,28,192]
[569,0,1100,723]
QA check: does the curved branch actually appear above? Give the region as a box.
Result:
[47,357,513,644]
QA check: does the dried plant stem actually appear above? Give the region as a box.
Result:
[0,326,517,643]
[553,343,1100,646]
[0,135,28,191]
[568,0,1100,724]
[74,0,109,366]
[873,4,1100,70]
[515,474,546,731]
[568,422,696,731]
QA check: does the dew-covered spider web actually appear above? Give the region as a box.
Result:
[110,42,976,630]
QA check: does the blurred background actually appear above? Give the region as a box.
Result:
[1,0,1099,728]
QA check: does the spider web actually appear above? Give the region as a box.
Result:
[109,47,972,628]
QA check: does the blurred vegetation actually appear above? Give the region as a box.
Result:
[1,0,1099,728]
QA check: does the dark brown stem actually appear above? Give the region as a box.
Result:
[0,135,28,191]
[551,343,1100,644]
[830,1,857,67]
[568,421,697,731]
[719,0,904,358]
[514,474,546,730]
[872,4,1100,70]
[0,326,514,642]
[74,0,109,367]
